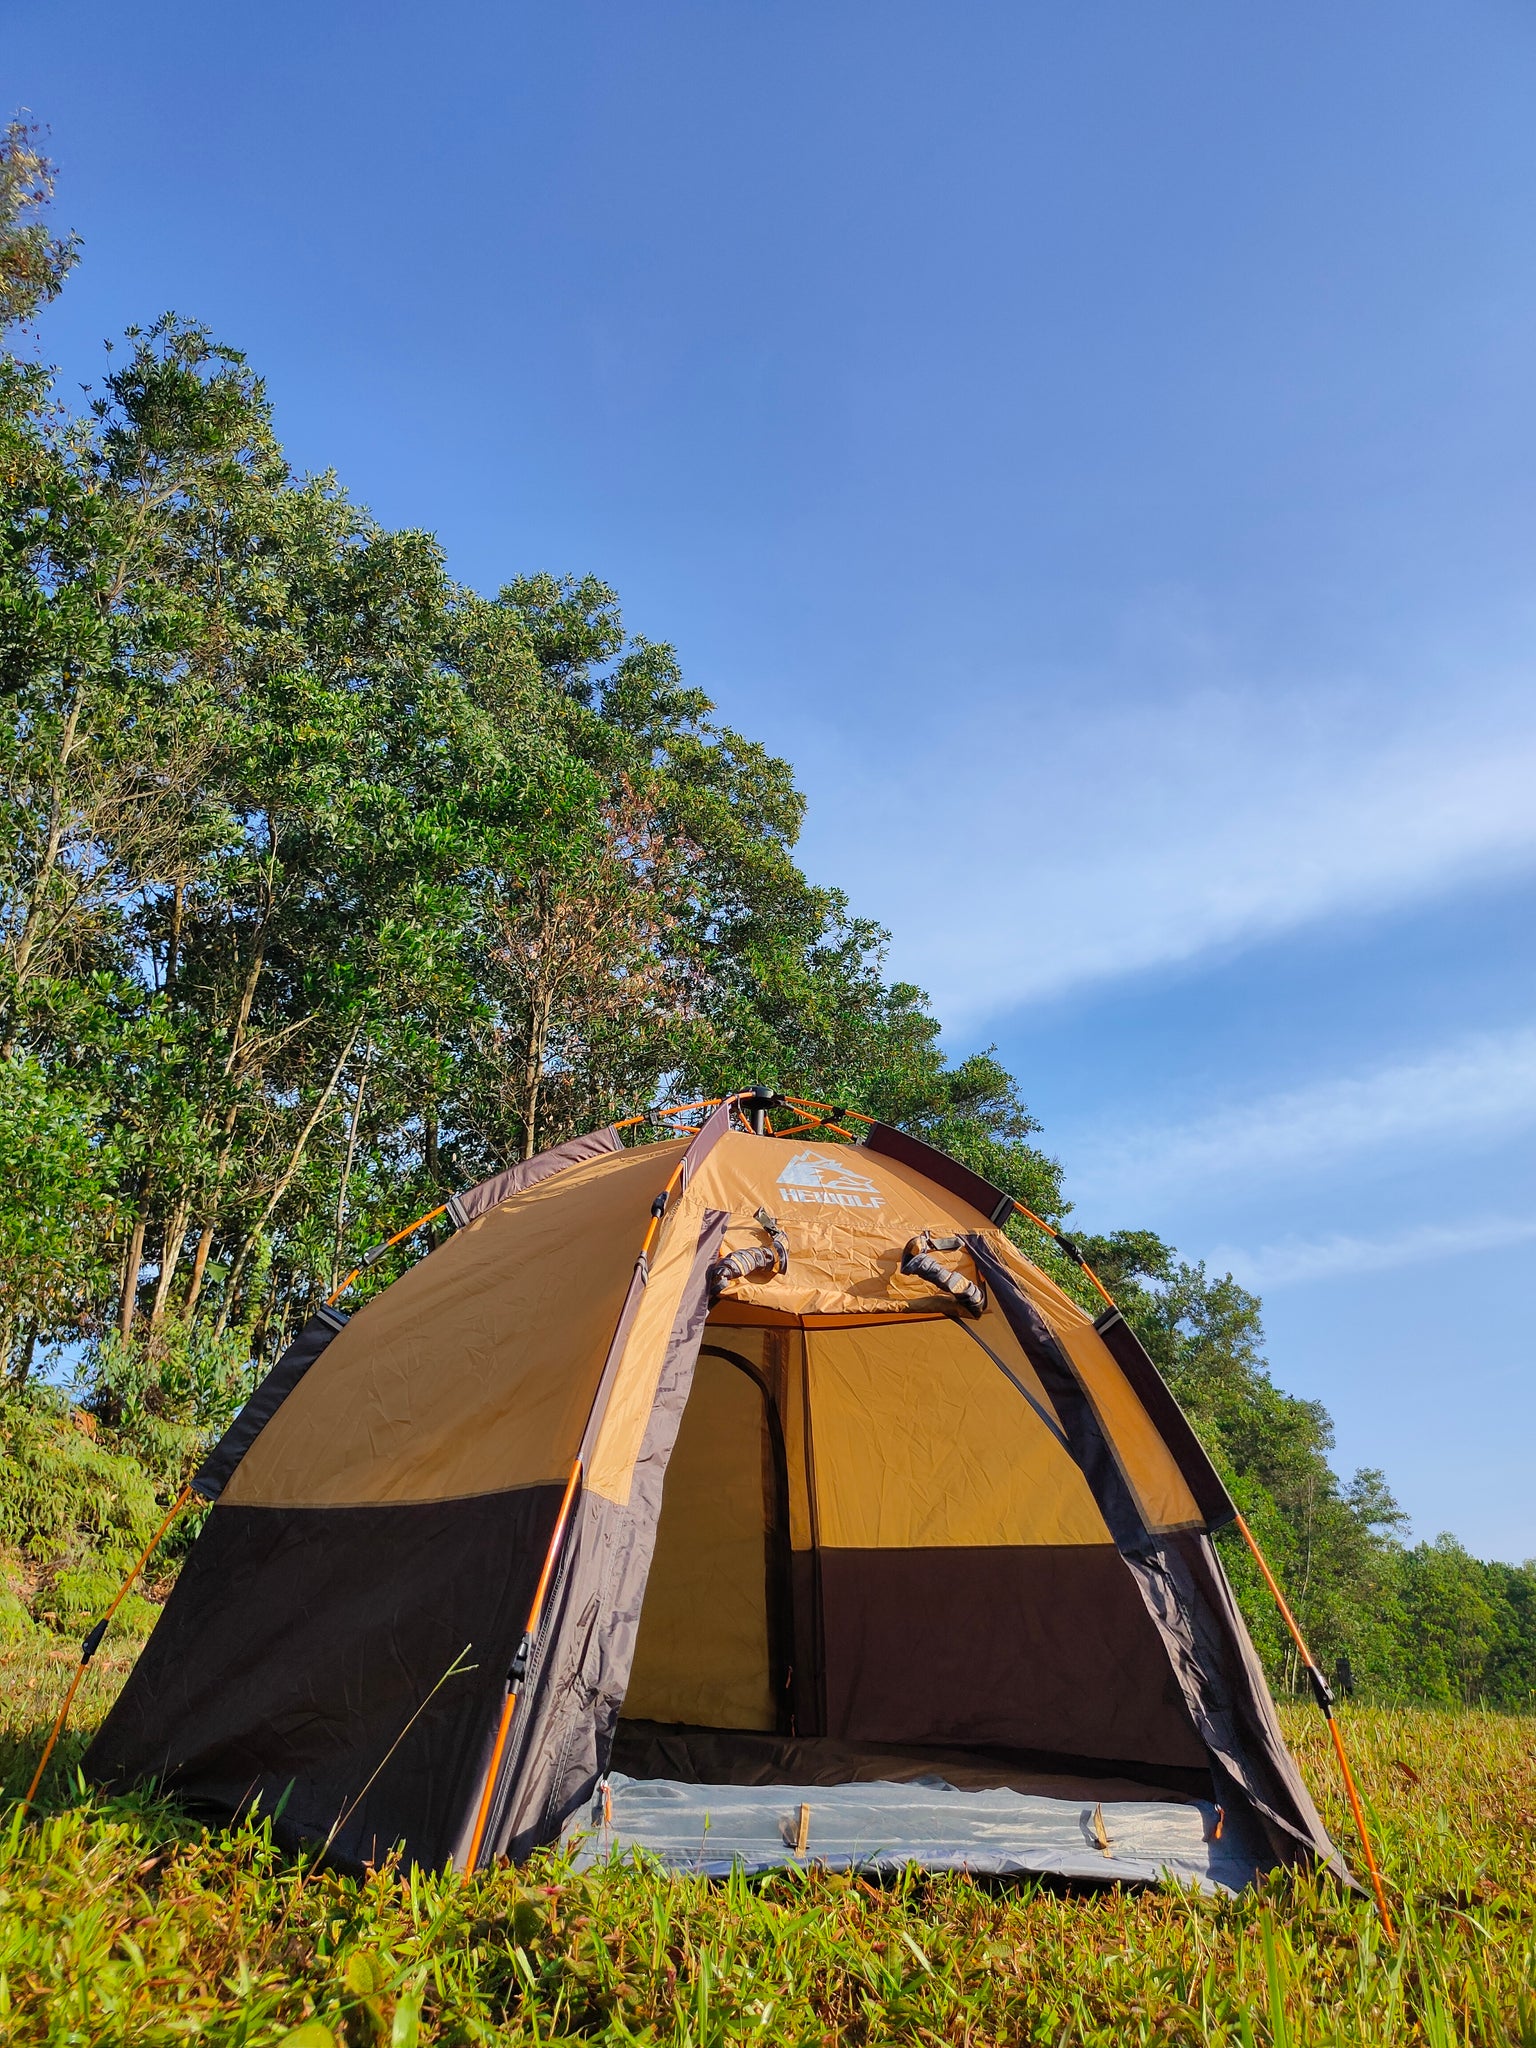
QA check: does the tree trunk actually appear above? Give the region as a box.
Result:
[119,1214,147,1344]
[331,1051,368,1293]
[163,872,186,994]
[182,1102,244,1320]
[213,1025,360,1341]
[182,1224,216,1321]
[8,687,85,994]
[222,929,269,1079]
[521,986,555,1162]
[148,1198,191,1333]
[1,686,88,1055]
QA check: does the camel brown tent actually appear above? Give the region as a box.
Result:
[86,1096,1345,1891]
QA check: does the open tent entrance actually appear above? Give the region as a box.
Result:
[595,1303,1260,1887]
[622,1341,792,1738]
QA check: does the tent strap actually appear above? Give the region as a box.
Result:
[707,1207,789,1303]
[901,1231,986,1315]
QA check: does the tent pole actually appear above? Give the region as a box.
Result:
[24,1484,194,1807]
[326,1202,448,1307]
[1003,1200,1118,1310]
[464,1456,584,1873]
[1233,1511,1396,1939]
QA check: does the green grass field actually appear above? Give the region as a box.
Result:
[2,1634,1532,2046]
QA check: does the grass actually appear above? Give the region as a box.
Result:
[1,1634,1533,2045]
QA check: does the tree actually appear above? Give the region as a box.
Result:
[0,119,78,333]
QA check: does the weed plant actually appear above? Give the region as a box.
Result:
[2,1634,1532,2045]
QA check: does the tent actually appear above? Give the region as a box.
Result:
[85,1094,1349,1892]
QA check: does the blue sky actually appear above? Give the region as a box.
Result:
[9,0,1536,1558]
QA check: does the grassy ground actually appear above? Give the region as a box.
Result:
[1,1633,1532,2045]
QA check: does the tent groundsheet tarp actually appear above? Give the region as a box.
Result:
[566,1774,1263,1892]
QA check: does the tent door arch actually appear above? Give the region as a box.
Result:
[622,1345,792,1733]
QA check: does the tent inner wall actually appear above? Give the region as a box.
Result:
[622,1349,783,1731]
[621,1306,1210,1785]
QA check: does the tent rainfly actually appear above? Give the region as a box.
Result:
[81,1092,1371,1897]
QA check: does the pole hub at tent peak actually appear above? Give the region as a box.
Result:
[744,1084,781,1135]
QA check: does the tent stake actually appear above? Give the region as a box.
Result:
[464,1456,584,1873]
[24,1484,194,1807]
[1233,1511,1396,1940]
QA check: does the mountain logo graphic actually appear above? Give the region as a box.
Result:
[775,1149,885,1210]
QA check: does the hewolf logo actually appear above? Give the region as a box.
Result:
[775,1149,885,1210]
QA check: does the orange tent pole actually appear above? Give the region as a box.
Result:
[780,1095,871,1125]
[1233,1512,1396,1938]
[463,1457,584,1873]
[327,1203,448,1306]
[1006,1201,1118,1310]
[24,1484,194,1806]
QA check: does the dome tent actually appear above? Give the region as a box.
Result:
[85,1092,1351,1893]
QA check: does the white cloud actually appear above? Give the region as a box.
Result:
[1069,1024,1536,1206]
[1208,1213,1536,1289]
[796,673,1536,1022]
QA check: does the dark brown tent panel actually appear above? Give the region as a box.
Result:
[85,1095,1348,1893]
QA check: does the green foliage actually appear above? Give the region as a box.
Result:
[2,1642,1535,2046]
[0,1053,118,1371]
[40,1561,158,1638]
[85,1317,254,1500]
[1393,1537,1536,1711]
[0,1389,168,1633]
[0,120,78,333]
[0,1394,161,1567]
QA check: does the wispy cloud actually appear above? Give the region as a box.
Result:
[1069,1024,1536,1206]
[1209,1213,1536,1289]
[798,674,1536,1021]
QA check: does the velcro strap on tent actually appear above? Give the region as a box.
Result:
[901,1231,986,1315]
[706,1207,789,1303]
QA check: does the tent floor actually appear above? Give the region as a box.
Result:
[570,1721,1257,1891]
[610,1719,1213,1805]
[566,1775,1260,1892]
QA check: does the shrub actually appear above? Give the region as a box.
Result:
[0,1390,166,1631]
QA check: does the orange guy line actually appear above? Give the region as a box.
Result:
[1234,1511,1396,1939]
[25,1484,194,1806]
